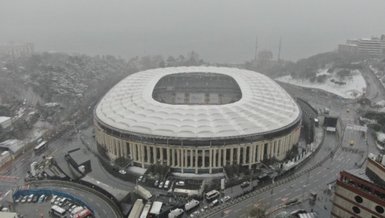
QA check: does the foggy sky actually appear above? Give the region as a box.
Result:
[1,0,384,63]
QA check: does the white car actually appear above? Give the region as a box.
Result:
[164,180,170,189]
[176,181,185,186]
[138,175,143,182]
[221,196,231,202]
[158,181,164,189]
[119,169,127,175]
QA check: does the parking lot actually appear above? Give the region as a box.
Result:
[13,191,93,218]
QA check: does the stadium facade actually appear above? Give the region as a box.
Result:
[94,67,301,174]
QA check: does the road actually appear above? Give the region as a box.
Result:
[204,81,376,217]
[30,180,120,218]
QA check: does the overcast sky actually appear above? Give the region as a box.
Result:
[1,0,384,62]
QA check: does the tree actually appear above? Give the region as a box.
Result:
[249,207,267,218]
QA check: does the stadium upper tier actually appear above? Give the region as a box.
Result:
[95,66,301,139]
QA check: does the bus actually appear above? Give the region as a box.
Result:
[205,190,220,201]
[50,205,66,217]
[135,185,152,201]
[34,140,48,154]
[128,199,144,218]
[148,201,163,218]
[139,201,152,218]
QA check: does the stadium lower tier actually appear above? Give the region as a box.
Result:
[94,121,301,174]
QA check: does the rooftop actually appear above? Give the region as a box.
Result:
[95,67,301,139]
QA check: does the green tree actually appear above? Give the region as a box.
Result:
[249,207,267,218]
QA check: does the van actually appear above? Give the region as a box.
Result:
[164,180,170,189]
[205,190,220,201]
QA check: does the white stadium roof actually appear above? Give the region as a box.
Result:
[95,67,301,139]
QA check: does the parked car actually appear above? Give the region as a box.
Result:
[209,199,219,207]
[154,180,159,187]
[138,175,143,182]
[38,195,45,203]
[176,181,185,186]
[32,195,39,203]
[158,181,164,189]
[221,196,231,203]
[119,169,127,175]
[51,195,57,204]
[240,181,250,188]
[14,196,22,203]
[21,196,28,203]
[164,180,170,189]
[27,194,34,203]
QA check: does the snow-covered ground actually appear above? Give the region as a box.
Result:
[275,69,366,99]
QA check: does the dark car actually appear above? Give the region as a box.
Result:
[32,195,39,203]
[240,181,250,188]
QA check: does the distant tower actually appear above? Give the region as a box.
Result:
[277,37,282,62]
[254,36,258,61]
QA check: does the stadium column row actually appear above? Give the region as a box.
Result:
[95,124,300,174]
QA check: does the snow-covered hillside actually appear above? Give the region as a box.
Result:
[275,69,366,99]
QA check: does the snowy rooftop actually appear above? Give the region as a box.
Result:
[0,116,11,124]
[0,139,24,154]
[95,66,301,139]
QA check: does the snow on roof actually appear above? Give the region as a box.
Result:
[95,67,301,139]
[0,139,24,154]
[0,116,11,123]
[377,132,385,142]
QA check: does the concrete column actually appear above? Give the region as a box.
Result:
[243,145,247,164]
[185,149,188,168]
[230,148,233,164]
[190,149,193,168]
[177,149,180,167]
[152,146,156,163]
[223,148,227,166]
[256,144,260,162]
[140,144,145,168]
[202,149,206,168]
[167,148,170,166]
[172,148,175,166]
[132,144,136,161]
[248,145,252,168]
[209,149,212,173]
[195,149,198,174]
[237,147,241,165]
[160,147,164,165]
[213,148,217,168]
[180,149,184,173]
[146,145,150,163]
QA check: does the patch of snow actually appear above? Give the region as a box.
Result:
[275,69,366,99]
[127,166,146,175]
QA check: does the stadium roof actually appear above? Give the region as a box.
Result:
[95,67,301,139]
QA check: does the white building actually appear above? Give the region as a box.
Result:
[94,67,302,174]
[0,116,12,129]
[338,35,385,57]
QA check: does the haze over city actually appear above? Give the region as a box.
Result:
[1,0,385,62]
[1,1,385,218]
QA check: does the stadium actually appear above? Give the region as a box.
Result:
[94,67,301,174]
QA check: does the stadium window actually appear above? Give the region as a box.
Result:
[352,206,360,214]
[354,195,363,203]
[375,205,384,214]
